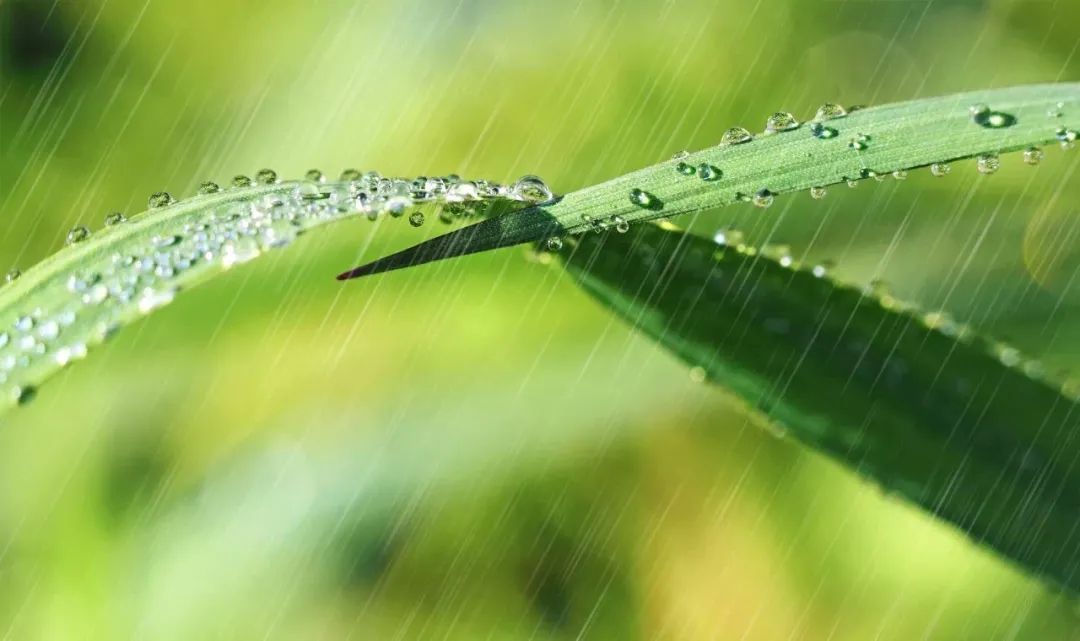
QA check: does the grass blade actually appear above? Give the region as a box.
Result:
[339,82,1079,278]
[560,221,1080,593]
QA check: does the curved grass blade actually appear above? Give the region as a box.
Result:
[559,221,1080,593]
[0,175,525,413]
[339,82,1079,278]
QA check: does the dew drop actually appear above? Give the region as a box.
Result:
[340,168,362,182]
[675,162,696,176]
[231,175,253,188]
[613,215,630,233]
[5,268,21,283]
[13,385,36,406]
[148,192,175,209]
[697,164,721,181]
[305,169,325,183]
[720,127,753,146]
[65,226,91,246]
[809,122,838,139]
[629,188,662,210]
[814,103,847,121]
[1023,147,1044,165]
[752,189,774,208]
[930,162,951,177]
[848,133,870,151]
[812,260,835,278]
[408,212,425,227]
[671,150,690,162]
[197,181,220,195]
[845,178,859,188]
[970,105,1016,129]
[713,229,744,247]
[545,237,563,252]
[764,112,799,134]
[891,170,908,180]
[1056,126,1078,148]
[969,103,990,119]
[104,212,127,226]
[255,168,278,185]
[511,175,553,203]
[809,186,827,199]
[976,153,1000,175]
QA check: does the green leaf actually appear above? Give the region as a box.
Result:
[339,82,1079,278]
[560,220,1080,593]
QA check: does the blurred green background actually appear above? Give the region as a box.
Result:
[1,0,1079,638]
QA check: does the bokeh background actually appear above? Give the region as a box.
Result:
[1,0,1079,638]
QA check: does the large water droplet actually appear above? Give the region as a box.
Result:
[809,123,838,139]
[197,181,220,195]
[629,188,662,210]
[231,175,253,189]
[66,226,91,246]
[697,164,721,181]
[255,168,278,185]
[970,104,1016,129]
[1023,147,1044,165]
[814,103,847,121]
[305,169,325,183]
[752,189,774,208]
[675,162,696,176]
[720,127,753,146]
[408,212,425,227]
[545,237,563,252]
[340,168,362,182]
[764,112,799,134]
[104,212,127,226]
[511,175,553,203]
[809,186,827,199]
[148,192,175,209]
[976,153,1000,174]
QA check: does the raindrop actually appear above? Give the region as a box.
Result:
[511,175,553,203]
[809,186,827,199]
[148,192,175,209]
[764,112,799,134]
[305,169,325,183]
[968,103,990,119]
[545,237,563,252]
[675,162,696,176]
[814,103,847,121]
[408,212,425,227]
[812,260,835,278]
[613,216,630,233]
[629,188,662,210]
[848,133,870,151]
[891,170,908,180]
[976,153,1000,175]
[65,226,91,246]
[752,189,774,208]
[970,105,1016,129]
[231,175,253,188]
[447,181,480,202]
[255,168,278,185]
[104,212,127,226]
[197,181,220,195]
[930,163,951,177]
[697,164,722,181]
[720,127,753,146]
[5,268,20,283]
[713,229,744,246]
[809,123,838,139]
[1056,126,1078,148]
[1023,147,1044,165]
[340,168,362,181]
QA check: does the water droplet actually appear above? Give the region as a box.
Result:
[697,164,721,181]
[4,268,20,283]
[713,229,744,246]
[340,168,362,182]
[671,150,690,162]
[255,168,278,184]
[613,215,630,233]
[231,175,252,188]
[970,105,1016,129]
[976,153,1000,175]
[764,112,799,134]
[13,385,36,406]
[969,103,990,119]
[845,178,859,188]
[675,162,696,176]
[752,189,774,208]
[629,188,662,210]
[545,237,563,252]
[1023,147,1044,165]
[104,212,127,226]
[930,163,951,177]
[891,170,908,180]
[814,103,847,121]
[511,175,553,203]
[148,192,175,209]
[197,181,220,195]
[848,133,870,151]
[305,169,325,183]
[720,127,753,146]
[809,122,838,139]
[408,212,425,227]
[65,226,90,246]
[812,260,834,278]
[809,186,827,199]
[688,367,706,383]
[14,316,33,332]
[1056,126,1078,148]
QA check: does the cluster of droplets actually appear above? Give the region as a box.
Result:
[0,170,554,405]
